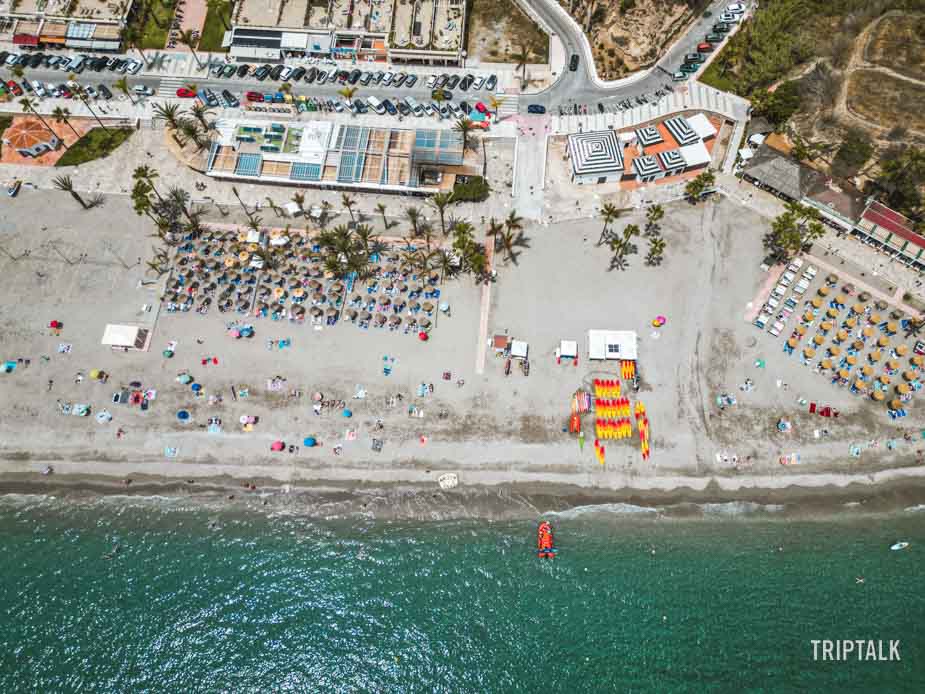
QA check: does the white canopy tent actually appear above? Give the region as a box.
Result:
[101,324,148,351]
[510,340,529,359]
[588,330,637,361]
[558,340,578,359]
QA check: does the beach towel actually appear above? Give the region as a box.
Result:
[57,343,72,353]
[165,447,178,458]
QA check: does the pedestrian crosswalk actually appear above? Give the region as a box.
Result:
[496,93,519,118]
[156,76,187,98]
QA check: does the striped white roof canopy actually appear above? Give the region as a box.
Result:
[567,129,624,177]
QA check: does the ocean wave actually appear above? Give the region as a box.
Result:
[697,501,786,516]
[550,503,663,519]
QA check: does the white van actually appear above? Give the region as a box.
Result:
[403,96,423,116]
[366,95,385,115]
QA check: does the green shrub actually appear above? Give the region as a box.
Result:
[621,0,636,11]
[831,128,873,179]
[453,176,491,202]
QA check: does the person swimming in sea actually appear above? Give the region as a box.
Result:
[103,544,120,560]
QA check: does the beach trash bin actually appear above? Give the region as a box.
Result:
[303,437,317,447]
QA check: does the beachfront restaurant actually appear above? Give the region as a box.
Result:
[588,330,638,361]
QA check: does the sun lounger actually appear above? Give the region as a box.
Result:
[788,258,804,272]
[772,285,786,298]
[769,320,785,336]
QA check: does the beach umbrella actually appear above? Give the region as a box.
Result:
[854,379,866,390]
[890,398,903,410]
[326,307,337,316]
[375,314,387,325]
[271,440,285,451]
[828,346,841,356]
[846,355,857,366]
[888,359,900,370]
[834,294,846,305]
[820,321,833,333]
[419,317,432,328]
[360,311,372,321]
[872,390,885,401]
[836,330,848,342]
[176,409,190,422]
[308,279,322,290]
[862,326,874,338]
[826,274,838,284]
[858,292,871,302]
[237,300,251,311]
[787,337,798,349]
[878,336,889,348]
[796,325,807,336]
[418,331,429,341]
[330,282,344,294]
[350,293,362,305]
[853,340,865,351]
[862,365,873,377]
[312,291,325,303]
[843,283,855,294]
[423,301,435,313]
[896,344,909,356]
[89,369,101,379]
[897,384,911,395]
[891,309,904,320]
[821,359,832,370]
[379,295,391,307]
[826,308,838,319]
[191,383,202,392]
[273,287,286,299]
[844,317,857,328]
[887,321,898,333]
[903,370,917,381]
[343,409,352,418]
[389,315,402,326]
[163,349,174,358]
[871,350,884,362]
[838,369,849,380]
[813,335,824,346]
[303,437,317,447]
[879,375,891,385]
[852,303,865,315]
[410,300,421,312]
[292,304,306,315]
[310,306,323,317]
[346,308,358,320]
[913,355,924,367]
[875,299,888,310]
[810,298,822,309]
[869,313,882,324]
[803,347,816,358]
[818,286,830,297]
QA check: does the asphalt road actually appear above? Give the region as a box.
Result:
[522,0,747,110]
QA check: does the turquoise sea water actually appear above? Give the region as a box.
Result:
[0,496,923,693]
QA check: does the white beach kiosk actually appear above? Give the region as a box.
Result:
[587,330,638,361]
[101,324,150,352]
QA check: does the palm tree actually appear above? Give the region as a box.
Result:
[645,204,664,237]
[190,103,214,131]
[280,81,292,95]
[71,84,108,131]
[436,249,456,281]
[486,217,504,250]
[597,203,620,245]
[206,0,232,30]
[340,193,357,222]
[178,29,203,68]
[114,76,136,105]
[486,95,506,123]
[645,236,667,266]
[133,165,163,201]
[19,98,67,147]
[405,206,422,237]
[504,210,523,236]
[51,107,79,139]
[53,175,86,209]
[291,192,306,216]
[152,102,186,131]
[509,44,532,89]
[120,24,147,64]
[497,229,520,264]
[338,85,357,101]
[453,117,477,151]
[375,202,393,231]
[428,192,455,236]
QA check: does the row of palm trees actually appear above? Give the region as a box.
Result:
[152,100,217,151]
[597,202,668,270]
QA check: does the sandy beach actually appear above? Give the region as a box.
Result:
[2,189,925,515]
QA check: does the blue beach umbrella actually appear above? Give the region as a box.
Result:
[303,437,317,447]
[176,410,190,421]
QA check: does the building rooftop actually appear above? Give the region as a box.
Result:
[567,129,623,177]
[860,202,923,249]
[4,0,129,22]
[742,143,824,201]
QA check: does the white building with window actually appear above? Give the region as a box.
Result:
[588,330,638,361]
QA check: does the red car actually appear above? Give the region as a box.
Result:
[474,101,488,114]
[245,91,263,102]
[176,87,196,98]
[6,80,23,96]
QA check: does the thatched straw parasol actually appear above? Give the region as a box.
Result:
[912,355,925,367]
[820,321,833,333]
[854,379,866,390]
[890,398,903,410]
[797,325,807,336]
[879,374,891,385]
[852,303,865,315]
[862,365,873,377]
[811,298,822,309]
[803,311,814,322]
[803,347,816,358]
[813,335,825,346]
[903,370,917,381]
[838,369,850,380]
[875,299,888,310]
[818,286,830,297]
[827,308,839,319]
[896,344,909,356]
[872,390,885,401]
[846,355,857,366]
[829,345,841,356]
[878,336,890,348]
[821,358,832,370]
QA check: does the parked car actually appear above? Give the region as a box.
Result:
[269,65,285,80]
[712,23,731,33]
[373,71,385,84]
[485,74,497,91]
[211,63,225,77]
[396,101,410,116]
[22,79,34,93]
[245,90,263,101]
[354,98,368,114]
[474,101,488,115]
[98,84,113,99]
[221,89,239,107]
[679,62,699,74]
[291,66,306,81]
[473,75,486,90]
[236,63,251,78]
[176,87,196,98]
[697,42,715,53]
[316,70,327,82]
[459,74,474,91]
[382,71,395,86]
[726,2,746,12]
[434,74,448,88]
[705,33,725,43]
[382,98,398,115]
[359,71,372,85]
[672,71,688,81]
[569,54,579,71]
[348,69,361,84]
[6,80,22,96]
[718,12,740,23]
[393,72,407,87]
[404,74,417,87]
[254,65,271,80]
[279,66,293,81]
[218,64,235,78]
[83,85,97,98]
[446,74,460,89]
[202,89,220,107]
[684,53,704,64]
[126,59,142,74]
[305,67,318,82]
[132,84,155,96]
[326,70,339,83]
[336,69,349,83]
[28,53,45,69]
[527,103,546,114]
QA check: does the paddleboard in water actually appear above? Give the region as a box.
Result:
[890,542,909,551]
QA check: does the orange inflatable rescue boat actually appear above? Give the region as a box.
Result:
[537,520,556,559]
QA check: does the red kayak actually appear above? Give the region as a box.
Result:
[537,520,556,559]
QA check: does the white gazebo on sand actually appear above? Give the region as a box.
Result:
[588,330,637,361]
